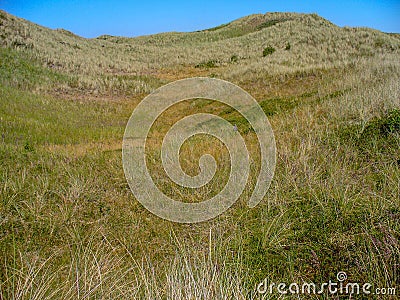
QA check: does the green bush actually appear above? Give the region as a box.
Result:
[23,141,35,152]
[285,42,291,50]
[230,55,238,63]
[195,59,218,68]
[378,109,400,135]
[337,109,400,151]
[263,46,275,57]
[257,20,280,30]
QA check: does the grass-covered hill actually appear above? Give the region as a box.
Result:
[1,9,399,94]
[0,9,399,299]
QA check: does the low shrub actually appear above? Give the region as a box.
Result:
[263,46,275,57]
[230,55,238,63]
[195,60,218,68]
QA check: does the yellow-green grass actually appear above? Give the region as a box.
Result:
[0,10,399,299]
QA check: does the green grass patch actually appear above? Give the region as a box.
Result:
[0,85,127,146]
[0,47,73,90]
[337,109,400,155]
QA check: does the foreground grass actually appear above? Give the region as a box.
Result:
[1,54,399,298]
[0,12,400,299]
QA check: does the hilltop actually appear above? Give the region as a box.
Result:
[1,10,399,96]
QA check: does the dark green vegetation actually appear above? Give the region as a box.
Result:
[0,9,399,299]
[262,46,276,56]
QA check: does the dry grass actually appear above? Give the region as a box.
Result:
[1,9,399,95]
[0,9,399,299]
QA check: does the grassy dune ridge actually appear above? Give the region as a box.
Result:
[0,9,399,299]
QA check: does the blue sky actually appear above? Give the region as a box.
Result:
[1,0,399,38]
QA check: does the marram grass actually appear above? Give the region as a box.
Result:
[0,10,399,299]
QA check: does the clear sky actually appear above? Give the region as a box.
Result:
[1,0,399,38]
